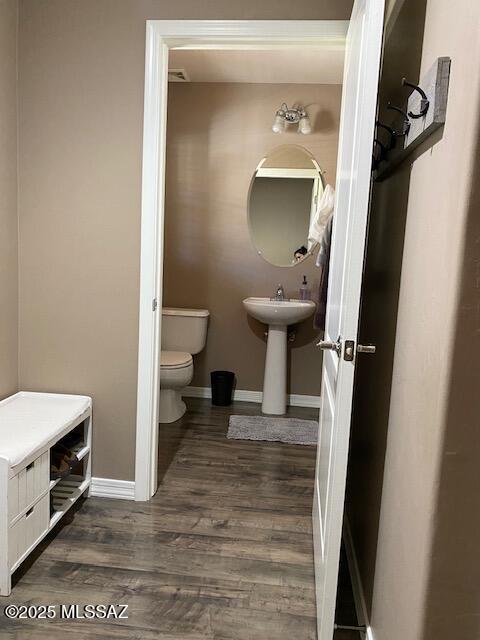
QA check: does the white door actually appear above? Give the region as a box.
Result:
[313,0,384,638]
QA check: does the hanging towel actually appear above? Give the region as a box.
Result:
[314,214,333,331]
[308,184,335,246]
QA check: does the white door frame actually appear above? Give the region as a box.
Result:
[135,19,349,501]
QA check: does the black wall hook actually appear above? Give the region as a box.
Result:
[376,121,397,150]
[387,102,411,135]
[402,78,429,118]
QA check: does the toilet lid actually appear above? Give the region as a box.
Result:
[160,351,193,370]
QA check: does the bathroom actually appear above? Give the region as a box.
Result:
[159,48,343,423]
[152,44,357,636]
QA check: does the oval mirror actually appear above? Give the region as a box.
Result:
[248,145,324,267]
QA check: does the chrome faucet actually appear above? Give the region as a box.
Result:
[272,284,288,301]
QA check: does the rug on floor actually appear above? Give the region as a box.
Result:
[227,415,318,445]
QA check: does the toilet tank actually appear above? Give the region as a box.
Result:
[161,308,210,355]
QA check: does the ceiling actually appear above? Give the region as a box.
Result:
[168,48,345,85]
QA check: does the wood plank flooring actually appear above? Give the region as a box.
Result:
[2,398,359,639]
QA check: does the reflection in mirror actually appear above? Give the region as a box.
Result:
[248,145,324,268]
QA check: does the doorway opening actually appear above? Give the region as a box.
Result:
[137,10,384,640]
[135,18,348,500]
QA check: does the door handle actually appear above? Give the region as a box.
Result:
[316,339,376,358]
[316,339,342,356]
[357,344,376,354]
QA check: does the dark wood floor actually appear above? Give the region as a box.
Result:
[3,398,359,639]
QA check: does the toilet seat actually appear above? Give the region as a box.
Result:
[160,351,193,370]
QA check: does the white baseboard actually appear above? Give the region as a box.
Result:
[288,393,320,408]
[90,477,135,500]
[343,515,375,640]
[184,386,320,408]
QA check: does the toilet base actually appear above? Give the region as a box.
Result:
[159,388,187,423]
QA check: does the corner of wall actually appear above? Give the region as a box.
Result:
[0,0,20,399]
[15,0,20,394]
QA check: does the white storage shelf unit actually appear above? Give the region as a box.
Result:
[0,392,92,596]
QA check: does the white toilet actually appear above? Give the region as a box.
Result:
[159,307,209,423]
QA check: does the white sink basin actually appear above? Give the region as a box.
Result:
[243,297,316,326]
[243,296,316,415]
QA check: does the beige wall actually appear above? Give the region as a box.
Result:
[348,0,480,639]
[164,83,341,395]
[0,0,18,399]
[17,0,352,481]
[422,134,480,638]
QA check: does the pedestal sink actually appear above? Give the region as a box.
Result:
[243,297,316,415]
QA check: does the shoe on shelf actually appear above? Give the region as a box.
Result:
[50,449,71,480]
[54,444,79,469]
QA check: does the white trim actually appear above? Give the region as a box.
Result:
[184,386,321,408]
[135,24,169,501]
[147,20,349,46]
[90,477,136,501]
[256,168,320,179]
[343,515,375,640]
[185,386,262,403]
[136,19,347,502]
[171,43,347,51]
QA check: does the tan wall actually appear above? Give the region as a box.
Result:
[17,0,352,481]
[422,133,480,638]
[0,0,18,399]
[348,0,480,639]
[164,83,341,394]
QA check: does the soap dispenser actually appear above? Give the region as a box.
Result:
[299,275,311,301]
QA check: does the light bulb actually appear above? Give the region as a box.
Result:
[298,115,312,135]
[272,113,286,133]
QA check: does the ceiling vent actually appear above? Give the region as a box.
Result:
[168,69,190,83]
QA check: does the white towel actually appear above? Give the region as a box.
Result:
[308,184,335,246]
[316,213,333,267]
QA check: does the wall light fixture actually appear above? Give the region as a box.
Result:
[272,103,312,134]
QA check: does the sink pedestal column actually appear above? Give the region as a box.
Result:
[262,324,287,415]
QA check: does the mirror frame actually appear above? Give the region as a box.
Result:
[247,145,325,268]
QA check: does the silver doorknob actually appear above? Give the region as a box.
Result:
[357,344,376,354]
[316,339,341,356]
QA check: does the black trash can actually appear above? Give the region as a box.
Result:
[210,370,235,406]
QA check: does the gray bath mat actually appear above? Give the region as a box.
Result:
[227,415,318,445]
